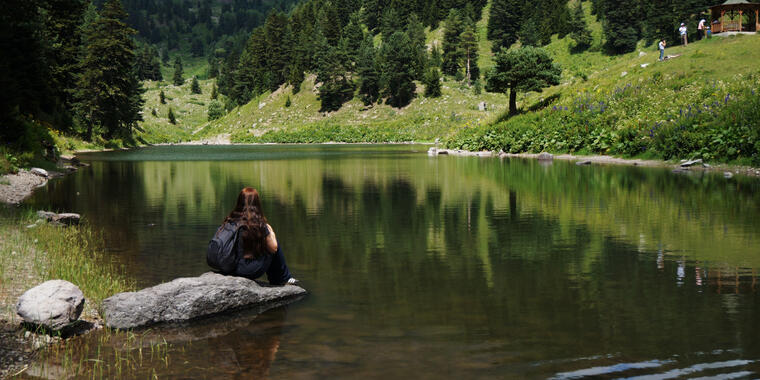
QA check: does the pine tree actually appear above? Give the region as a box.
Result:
[357,34,380,106]
[406,14,428,80]
[173,56,184,86]
[423,67,442,98]
[519,10,542,47]
[210,83,218,100]
[340,11,365,67]
[315,35,354,112]
[570,1,593,52]
[191,37,204,57]
[380,7,403,43]
[207,100,224,121]
[460,23,478,84]
[488,0,524,52]
[485,46,561,115]
[263,11,290,91]
[430,43,442,68]
[74,0,144,140]
[208,57,219,79]
[159,90,166,104]
[191,77,202,94]
[442,9,464,76]
[380,31,416,108]
[167,107,176,124]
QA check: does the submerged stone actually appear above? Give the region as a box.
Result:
[101,272,306,329]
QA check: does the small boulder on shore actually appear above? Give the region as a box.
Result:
[17,280,85,331]
[102,272,306,329]
[37,211,80,226]
[537,152,554,161]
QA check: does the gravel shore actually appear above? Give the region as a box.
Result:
[0,170,50,205]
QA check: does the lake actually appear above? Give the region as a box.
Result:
[25,144,760,378]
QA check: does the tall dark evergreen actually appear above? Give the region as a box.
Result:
[136,44,162,81]
[406,14,428,80]
[340,11,365,66]
[357,34,380,106]
[315,33,354,112]
[441,9,464,76]
[488,0,523,52]
[570,1,593,52]
[423,67,442,98]
[74,0,144,140]
[380,31,416,108]
[191,76,202,94]
[173,55,184,86]
[263,11,290,91]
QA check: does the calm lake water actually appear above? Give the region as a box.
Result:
[25,144,760,378]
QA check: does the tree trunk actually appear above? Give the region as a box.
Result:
[509,87,517,115]
[466,49,471,85]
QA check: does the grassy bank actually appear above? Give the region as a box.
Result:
[445,35,760,165]
[0,208,177,378]
[0,209,134,322]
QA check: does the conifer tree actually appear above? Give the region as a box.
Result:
[264,11,290,91]
[173,56,184,86]
[191,77,202,94]
[488,0,523,52]
[315,34,354,112]
[208,57,219,79]
[406,14,428,80]
[341,11,365,66]
[380,7,403,43]
[442,10,464,76]
[485,47,561,115]
[210,83,218,100]
[318,2,342,46]
[159,90,166,104]
[460,23,478,84]
[74,0,144,140]
[423,68,442,98]
[357,34,380,106]
[167,107,176,124]
[430,43,442,68]
[569,1,593,52]
[380,31,416,108]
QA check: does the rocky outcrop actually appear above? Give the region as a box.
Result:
[101,272,306,329]
[16,280,85,331]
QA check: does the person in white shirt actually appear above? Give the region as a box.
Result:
[679,23,688,46]
[698,19,706,40]
[658,39,667,61]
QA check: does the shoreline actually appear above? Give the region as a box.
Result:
[431,148,760,178]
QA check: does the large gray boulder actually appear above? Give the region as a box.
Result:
[17,280,85,331]
[101,272,306,329]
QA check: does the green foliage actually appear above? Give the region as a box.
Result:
[316,41,354,112]
[210,84,218,100]
[191,77,202,94]
[173,55,184,86]
[380,31,417,108]
[488,0,523,52]
[486,46,561,115]
[284,95,292,108]
[569,1,593,52]
[74,0,144,140]
[442,9,464,76]
[357,35,381,106]
[207,100,225,121]
[237,122,417,144]
[136,43,162,81]
[167,107,176,124]
[159,89,166,104]
[460,23,479,83]
[424,68,443,98]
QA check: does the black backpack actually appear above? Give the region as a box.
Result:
[207,222,241,273]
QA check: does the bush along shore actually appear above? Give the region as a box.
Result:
[445,71,760,167]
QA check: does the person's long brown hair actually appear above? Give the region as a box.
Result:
[225,187,271,258]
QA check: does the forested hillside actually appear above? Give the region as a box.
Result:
[2,0,759,172]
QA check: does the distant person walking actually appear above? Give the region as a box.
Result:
[698,19,706,40]
[658,39,667,61]
[679,23,688,45]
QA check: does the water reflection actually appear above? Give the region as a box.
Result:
[23,145,760,378]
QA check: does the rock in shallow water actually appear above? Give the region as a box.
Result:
[17,280,85,331]
[102,272,306,329]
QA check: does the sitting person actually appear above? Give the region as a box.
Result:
[222,187,298,285]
